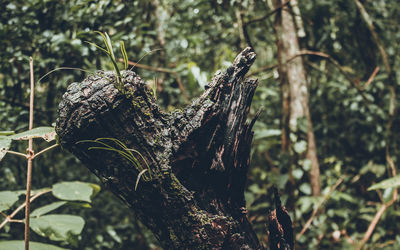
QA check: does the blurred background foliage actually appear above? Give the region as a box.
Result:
[1,0,400,249]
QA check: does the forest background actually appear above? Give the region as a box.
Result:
[0,0,399,249]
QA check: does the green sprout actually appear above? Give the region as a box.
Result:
[85,31,129,92]
[78,138,151,191]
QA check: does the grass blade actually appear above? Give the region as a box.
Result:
[37,67,94,84]
[104,32,115,61]
[135,169,148,191]
[129,48,162,71]
[120,41,128,70]
[84,41,109,55]
[79,138,152,182]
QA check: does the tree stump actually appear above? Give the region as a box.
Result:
[56,48,293,249]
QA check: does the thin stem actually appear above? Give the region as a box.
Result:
[9,219,24,223]
[0,189,51,230]
[6,150,28,158]
[24,57,34,250]
[360,66,379,90]
[37,67,94,84]
[32,144,59,160]
[296,176,344,240]
[353,0,391,75]
[127,48,162,72]
[357,195,397,249]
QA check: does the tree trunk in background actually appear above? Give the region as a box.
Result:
[152,0,167,93]
[273,0,321,196]
[56,48,294,249]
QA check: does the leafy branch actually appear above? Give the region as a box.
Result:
[0,189,51,230]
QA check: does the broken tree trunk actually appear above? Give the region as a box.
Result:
[56,48,292,249]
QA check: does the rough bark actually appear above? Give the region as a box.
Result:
[56,48,290,249]
[274,0,321,196]
[267,188,294,250]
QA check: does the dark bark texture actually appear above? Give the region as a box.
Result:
[267,188,294,250]
[56,48,292,249]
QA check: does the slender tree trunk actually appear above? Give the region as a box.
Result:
[273,0,321,195]
[152,0,167,93]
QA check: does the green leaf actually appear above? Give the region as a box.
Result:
[66,202,92,209]
[89,183,101,197]
[254,129,281,140]
[244,191,256,207]
[188,63,208,88]
[293,140,307,154]
[277,174,289,190]
[104,32,115,60]
[292,168,304,180]
[368,175,400,191]
[106,226,122,244]
[360,161,386,177]
[30,214,85,242]
[301,159,312,171]
[31,201,67,217]
[296,117,308,133]
[0,136,12,161]
[0,191,20,212]
[52,181,100,202]
[10,127,56,142]
[0,131,14,136]
[0,241,68,250]
[84,41,109,54]
[120,41,128,70]
[299,183,312,195]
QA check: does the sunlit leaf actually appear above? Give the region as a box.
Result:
[292,168,304,180]
[120,41,128,70]
[30,214,85,241]
[0,131,14,136]
[52,181,100,202]
[188,62,208,88]
[0,191,20,212]
[106,226,122,244]
[31,201,67,217]
[360,161,386,177]
[244,191,256,207]
[278,174,289,190]
[10,127,56,142]
[0,136,12,161]
[254,129,281,140]
[368,175,400,191]
[89,183,101,197]
[294,140,307,154]
[104,32,115,60]
[299,183,312,195]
